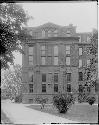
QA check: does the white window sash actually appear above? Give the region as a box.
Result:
[79,48,82,55]
[29,47,34,55]
[66,57,70,65]
[54,57,58,65]
[54,46,58,56]
[79,60,82,68]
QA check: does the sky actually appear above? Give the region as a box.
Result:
[13,2,98,66]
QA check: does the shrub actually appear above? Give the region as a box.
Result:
[15,94,22,103]
[35,97,48,109]
[86,96,96,105]
[78,92,89,103]
[53,93,75,113]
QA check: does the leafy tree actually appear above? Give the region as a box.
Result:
[1,64,22,99]
[0,3,32,69]
[84,30,98,90]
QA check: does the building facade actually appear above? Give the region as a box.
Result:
[22,22,95,103]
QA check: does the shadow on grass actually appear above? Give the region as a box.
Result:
[1,109,13,124]
[26,104,98,124]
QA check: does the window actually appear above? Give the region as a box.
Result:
[47,56,52,65]
[54,84,58,92]
[29,46,34,65]
[54,30,58,37]
[66,57,70,65]
[67,83,71,92]
[48,30,52,37]
[66,45,70,54]
[79,48,82,56]
[79,36,81,42]
[48,73,52,83]
[67,73,71,82]
[79,59,82,68]
[42,74,46,82]
[87,36,90,42]
[29,84,33,93]
[87,59,90,66]
[42,84,46,92]
[87,71,90,80]
[41,57,46,65]
[79,85,83,93]
[79,72,83,81]
[54,46,58,65]
[54,46,58,56]
[42,30,45,37]
[29,56,33,65]
[30,31,32,36]
[66,30,71,37]
[29,72,33,82]
[54,57,58,65]
[29,99,33,103]
[29,47,33,55]
[41,45,46,55]
[54,73,58,83]
[87,86,91,92]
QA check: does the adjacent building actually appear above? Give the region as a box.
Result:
[22,22,95,103]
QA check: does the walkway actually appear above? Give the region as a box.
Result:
[1,100,91,125]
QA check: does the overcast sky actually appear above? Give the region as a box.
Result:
[21,2,97,32]
[14,2,97,66]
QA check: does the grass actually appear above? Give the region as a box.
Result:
[26,103,98,123]
[1,109,13,124]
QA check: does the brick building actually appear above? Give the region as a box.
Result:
[22,22,95,103]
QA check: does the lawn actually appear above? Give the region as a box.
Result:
[26,103,98,123]
[1,109,13,124]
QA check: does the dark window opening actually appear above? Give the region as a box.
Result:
[54,84,58,92]
[42,84,46,92]
[87,86,91,93]
[79,85,83,93]
[29,74,33,82]
[67,73,71,82]
[79,72,83,81]
[54,73,58,83]
[29,84,33,93]
[42,74,46,82]
[67,84,71,92]
[29,99,33,103]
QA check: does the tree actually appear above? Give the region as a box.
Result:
[84,30,98,91]
[1,64,22,99]
[0,3,32,69]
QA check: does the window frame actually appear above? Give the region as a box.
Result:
[54,56,58,65]
[29,72,33,82]
[67,73,71,82]
[42,73,46,83]
[79,72,83,81]
[48,30,52,37]
[67,83,71,92]
[42,30,45,38]
[66,56,70,65]
[28,46,34,65]
[79,59,82,68]
[87,59,90,66]
[66,45,70,55]
[41,56,46,65]
[54,73,58,83]
[42,84,46,92]
[79,47,83,56]
[54,84,58,92]
[29,84,33,93]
